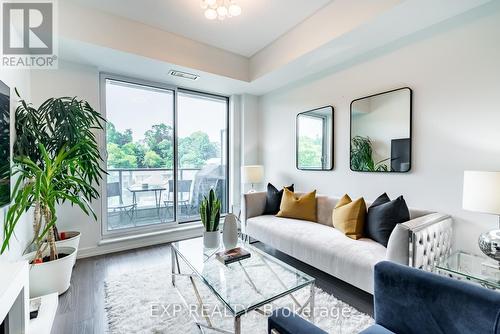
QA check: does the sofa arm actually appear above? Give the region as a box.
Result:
[373,261,500,334]
[386,213,453,270]
[242,191,267,221]
[268,308,327,334]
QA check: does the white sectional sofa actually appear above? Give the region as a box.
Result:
[243,192,453,294]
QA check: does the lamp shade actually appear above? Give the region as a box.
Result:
[241,165,264,184]
[463,171,500,215]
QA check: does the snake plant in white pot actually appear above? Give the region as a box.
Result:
[199,189,221,249]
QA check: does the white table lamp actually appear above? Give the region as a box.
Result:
[241,165,264,193]
[463,171,500,262]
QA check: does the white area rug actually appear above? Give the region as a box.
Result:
[104,265,374,333]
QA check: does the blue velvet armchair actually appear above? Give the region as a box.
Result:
[268,261,500,334]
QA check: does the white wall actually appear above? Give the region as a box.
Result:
[230,94,263,208]
[257,9,500,255]
[0,69,32,262]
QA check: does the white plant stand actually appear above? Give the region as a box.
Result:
[0,260,58,334]
[0,261,29,334]
[29,293,58,334]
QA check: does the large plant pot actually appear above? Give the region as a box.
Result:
[203,231,220,249]
[24,246,77,298]
[55,231,81,250]
[55,231,80,266]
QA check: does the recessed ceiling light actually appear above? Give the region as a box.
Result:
[169,70,199,81]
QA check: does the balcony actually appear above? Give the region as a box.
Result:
[106,166,227,231]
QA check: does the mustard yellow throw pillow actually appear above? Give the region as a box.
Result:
[276,188,317,222]
[332,194,367,240]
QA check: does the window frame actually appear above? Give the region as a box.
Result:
[99,73,230,238]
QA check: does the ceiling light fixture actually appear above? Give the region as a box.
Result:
[200,0,241,21]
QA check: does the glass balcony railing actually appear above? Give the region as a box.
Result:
[106,167,227,231]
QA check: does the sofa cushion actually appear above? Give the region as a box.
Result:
[366,193,410,247]
[314,194,338,226]
[264,183,294,215]
[246,215,387,293]
[277,189,317,222]
[333,194,367,240]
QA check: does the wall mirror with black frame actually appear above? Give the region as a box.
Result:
[296,106,334,170]
[350,87,412,173]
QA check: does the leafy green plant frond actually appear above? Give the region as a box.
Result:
[350,136,391,172]
[2,91,105,260]
[1,143,99,255]
[13,92,106,203]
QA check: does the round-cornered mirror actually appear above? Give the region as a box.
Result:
[350,87,412,173]
[296,106,334,171]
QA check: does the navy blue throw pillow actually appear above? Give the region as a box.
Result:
[366,193,410,247]
[264,183,294,215]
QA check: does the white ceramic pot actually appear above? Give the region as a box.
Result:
[223,214,238,250]
[55,231,81,250]
[55,231,80,266]
[24,246,77,298]
[203,231,220,249]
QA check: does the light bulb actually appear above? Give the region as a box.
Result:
[228,4,241,16]
[217,6,228,17]
[206,0,216,6]
[204,8,217,20]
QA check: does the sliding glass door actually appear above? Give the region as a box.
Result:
[102,75,229,234]
[177,90,228,222]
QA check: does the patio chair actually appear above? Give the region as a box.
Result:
[107,182,137,226]
[164,179,192,218]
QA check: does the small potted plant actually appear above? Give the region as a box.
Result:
[199,189,221,249]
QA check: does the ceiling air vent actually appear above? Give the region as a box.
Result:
[169,70,199,81]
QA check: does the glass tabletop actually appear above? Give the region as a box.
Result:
[128,184,166,192]
[436,251,500,289]
[171,237,315,316]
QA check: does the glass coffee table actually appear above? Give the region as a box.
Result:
[436,251,500,290]
[171,237,315,334]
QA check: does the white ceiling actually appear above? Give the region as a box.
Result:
[60,0,497,95]
[66,0,332,57]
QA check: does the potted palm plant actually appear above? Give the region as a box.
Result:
[12,93,105,254]
[350,136,390,172]
[199,189,221,249]
[1,92,104,297]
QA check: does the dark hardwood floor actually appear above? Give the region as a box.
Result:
[52,241,373,334]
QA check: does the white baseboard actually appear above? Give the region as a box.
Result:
[76,225,203,259]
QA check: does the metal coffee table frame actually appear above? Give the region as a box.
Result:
[171,243,315,334]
